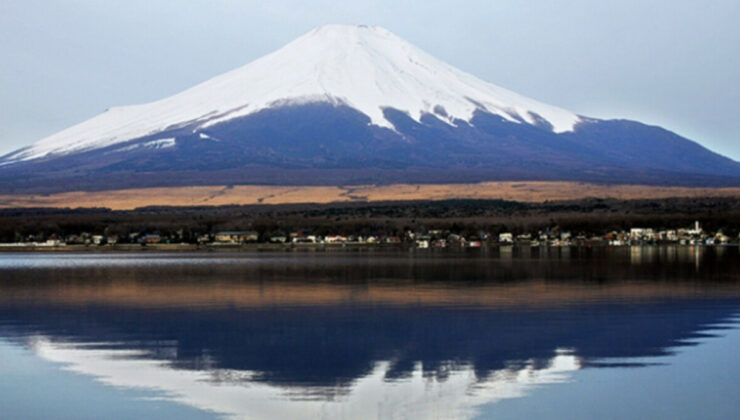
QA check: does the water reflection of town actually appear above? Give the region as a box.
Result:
[628,244,722,271]
[482,242,725,275]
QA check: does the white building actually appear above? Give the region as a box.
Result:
[688,221,703,236]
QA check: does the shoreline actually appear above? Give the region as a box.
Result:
[0,242,736,253]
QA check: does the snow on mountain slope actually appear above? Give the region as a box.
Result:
[1,24,581,165]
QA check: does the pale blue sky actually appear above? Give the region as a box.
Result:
[1,0,738,159]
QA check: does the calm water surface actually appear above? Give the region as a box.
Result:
[1,246,738,419]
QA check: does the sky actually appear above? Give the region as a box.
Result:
[1,0,738,160]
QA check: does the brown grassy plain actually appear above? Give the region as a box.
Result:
[2,181,740,210]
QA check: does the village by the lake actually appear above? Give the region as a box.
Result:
[2,220,736,251]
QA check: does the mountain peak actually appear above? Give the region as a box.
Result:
[309,23,387,33]
[306,24,394,38]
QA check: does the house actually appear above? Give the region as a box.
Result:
[516,233,532,242]
[688,221,703,236]
[65,234,85,245]
[214,231,259,244]
[325,235,348,244]
[630,228,644,239]
[415,234,431,243]
[141,234,162,244]
[630,228,655,241]
[293,235,318,244]
[661,230,678,242]
[715,233,730,244]
[498,233,513,244]
[290,230,316,242]
[447,234,465,246]
[383,236,402,244]
[269,235,288,243]
[415,239,429,248]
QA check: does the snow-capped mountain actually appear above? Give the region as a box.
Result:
[2,25,580,164]
[1,24,739,192]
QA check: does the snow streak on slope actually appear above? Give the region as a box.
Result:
[2,25,581,165]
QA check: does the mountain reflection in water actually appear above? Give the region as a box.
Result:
[0,246,739,419]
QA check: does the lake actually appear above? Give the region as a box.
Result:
[1,246,739,419]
